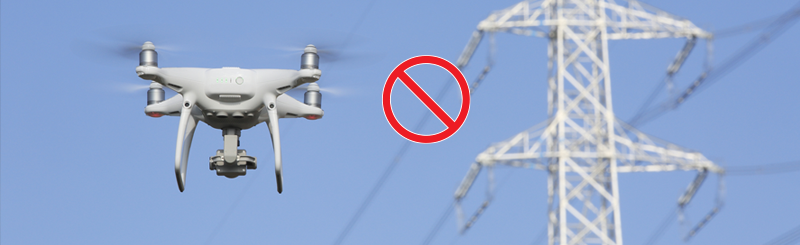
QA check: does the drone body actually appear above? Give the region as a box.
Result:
[137,42,324,193]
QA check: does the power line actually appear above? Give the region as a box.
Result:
[642,207,678,245]
[639,160,799,245]
[674,2,800,101]
[726,161,800,176]
[201,1,379,243]
[337,0,378,52]
[422,164,517,245]
[334,60,474,244]
[629,38,698,126]
[333,77,456,245]
[629,2,800,126]
[421,201,455,245]
[332,137,412,244]
[530,225,547,245]
[715,14,782,38]
[764,224,800,245]
[204,170,262,244]
[335,33,496,245]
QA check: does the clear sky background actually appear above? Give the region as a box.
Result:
[2,0,799,244]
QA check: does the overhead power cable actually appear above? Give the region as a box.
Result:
[763,224,800,245]
[628,38,697,125]
[421,161,513,245]
[334,31,495,245]
[674,3,800,102]
[530,225,547,245]
[628,2,800,126]
[715,14,782,38]
[642,207,678,245]
[333,79,458,245]
[204,169,262,244]
[421,201,456,245]
[199,0,379,243]
[726,161,800,176]
[640,160,798,245]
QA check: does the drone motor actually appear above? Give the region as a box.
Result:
[300,44,319,69]
[142,41,162,117]
[139,41,157,67]
[147,82,165,105]
[145,82,165,117]
[304,82,322,109]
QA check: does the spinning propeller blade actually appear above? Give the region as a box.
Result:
[276,44,348,63]
[116,83,151,93]
[260,29,381,67]
[286,83,353,97]
[72,25,192,65]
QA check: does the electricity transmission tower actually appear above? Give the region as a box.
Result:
[452,1,724,244]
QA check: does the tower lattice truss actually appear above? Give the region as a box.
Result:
[453,1,723,245]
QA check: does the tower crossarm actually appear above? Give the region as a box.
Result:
[476,0,712,40]
[612,119,722,174]
[472,119,723,174]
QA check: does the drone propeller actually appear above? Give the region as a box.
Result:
[274,44,351,63]
[257,28,380,65]
[286,83,352,97]
[73,40,188,68]
[115,83,152,93]
[71,24,194,66]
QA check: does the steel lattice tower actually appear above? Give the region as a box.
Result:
[452,1,724,244]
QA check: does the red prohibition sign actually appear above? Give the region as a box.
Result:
[382,55,470,144]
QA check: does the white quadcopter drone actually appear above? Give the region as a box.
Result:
[137,41,324,193]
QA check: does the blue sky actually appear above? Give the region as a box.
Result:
[1,0,798,244]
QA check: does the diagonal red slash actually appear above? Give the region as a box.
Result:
[395,71,456,127]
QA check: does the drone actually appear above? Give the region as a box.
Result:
[137,41,324,193]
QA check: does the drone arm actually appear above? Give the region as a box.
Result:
[136,65,162,83]
[137,67,211,94]
[263,95,283,193]
[295,68,322,88]
[274,95,324,119]
[174,93,198,192]
[145,94,183,117]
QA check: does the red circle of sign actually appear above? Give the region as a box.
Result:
[382,55,470,144]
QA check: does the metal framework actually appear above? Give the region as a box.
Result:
[452,1,723,244]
